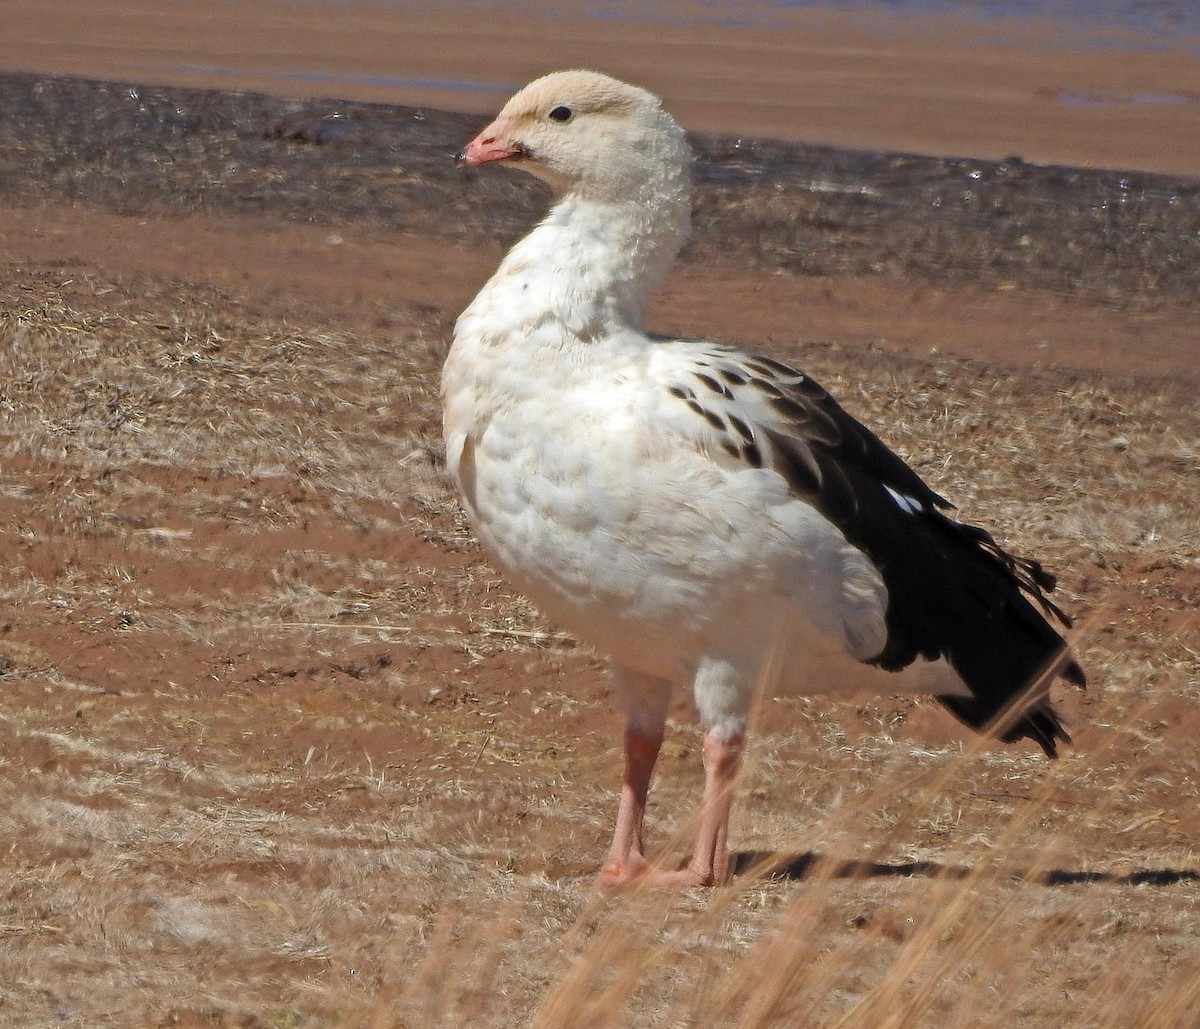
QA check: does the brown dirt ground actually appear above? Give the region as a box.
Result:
[1,68,1199,1029]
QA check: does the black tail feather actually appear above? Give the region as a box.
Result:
[937,653,1080,760]
[756,362,1087,756]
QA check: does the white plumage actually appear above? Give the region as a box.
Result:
[443,70,1082,886]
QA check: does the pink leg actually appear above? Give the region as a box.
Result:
[602,728,744,889]
[600,727,664,885]
[686,729,744,886]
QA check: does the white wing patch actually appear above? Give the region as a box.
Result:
[884,484,925,515]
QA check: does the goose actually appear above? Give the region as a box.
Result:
[442,70,1084,887]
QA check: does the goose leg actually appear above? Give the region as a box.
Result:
[600,726,664,884]
[600,667,671,885]
[684,728,744,886]
[602,726,745,888]
[599,666,745,888]
[669,655,749,886]
[634,728,744,887]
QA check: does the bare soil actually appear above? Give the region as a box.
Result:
[0,70,1198,1028]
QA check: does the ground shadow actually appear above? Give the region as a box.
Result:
[732,850,1200,887]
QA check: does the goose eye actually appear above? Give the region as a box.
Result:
[548,105,573,123]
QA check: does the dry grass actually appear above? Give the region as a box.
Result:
[1,269,1198,1029]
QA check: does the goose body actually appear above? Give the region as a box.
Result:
[443,70,1083,885]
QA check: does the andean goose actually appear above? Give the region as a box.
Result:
[443,70,1085,887]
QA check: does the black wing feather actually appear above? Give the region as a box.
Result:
[750,361,1085,758]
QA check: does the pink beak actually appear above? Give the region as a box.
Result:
[460,117,523,166]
